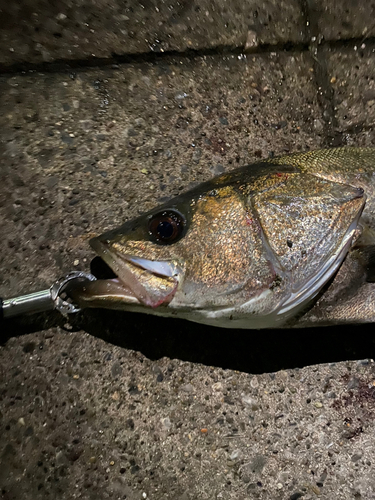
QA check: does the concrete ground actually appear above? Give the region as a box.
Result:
[1,1,375,499]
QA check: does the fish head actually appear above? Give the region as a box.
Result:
[88,182,276,311]
[74,165,366,328]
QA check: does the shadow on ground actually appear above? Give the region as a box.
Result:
[2,309,375,374]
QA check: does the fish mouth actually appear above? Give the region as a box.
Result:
[70,239,183,309]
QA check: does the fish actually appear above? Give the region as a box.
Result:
[71,147,375,329]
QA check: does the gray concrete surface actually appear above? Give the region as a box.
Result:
[313,0,375,41]
[0,0,306,66]
[1,333,375,500]
[1,0,375,499]
[324,43,375,130]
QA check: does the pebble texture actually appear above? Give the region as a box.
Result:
[0,0,306,66]
[313,0,375,41]
[1,1,375,499]
[1,333,375,500]
[325,43,375,130]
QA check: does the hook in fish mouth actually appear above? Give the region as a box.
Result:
[69,239,184,309]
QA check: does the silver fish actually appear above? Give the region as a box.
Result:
[71,147,375,329]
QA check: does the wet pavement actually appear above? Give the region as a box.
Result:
[0,0,307,66]
[1,1,375,499]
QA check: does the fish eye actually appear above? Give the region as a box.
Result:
[148,210,186,244]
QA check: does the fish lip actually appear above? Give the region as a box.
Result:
[89,237,182,307]
[117,255,182,279]
[90,238,181,279]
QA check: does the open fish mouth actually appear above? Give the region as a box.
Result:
[70,239,183,309]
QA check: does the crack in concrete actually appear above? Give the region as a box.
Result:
[0,27,372,146]
[0,16,373,148]
[1,35,374,75]
[0,43,311,76]
[1,35,374,76]
[300,0,341,146]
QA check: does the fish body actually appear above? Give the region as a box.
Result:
[72,148,375,328]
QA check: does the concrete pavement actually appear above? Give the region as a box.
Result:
[1,1,375,498]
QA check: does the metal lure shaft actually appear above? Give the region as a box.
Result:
[1,271,97,320]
